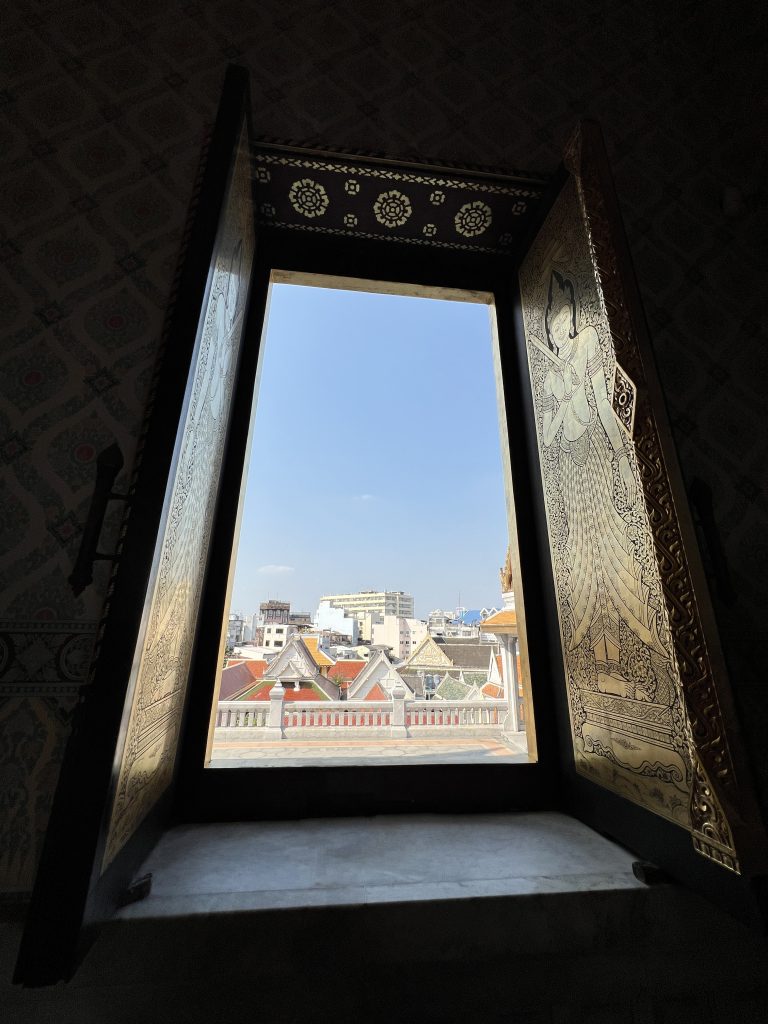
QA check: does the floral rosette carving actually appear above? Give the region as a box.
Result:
[288,178,329,219]
[373,189,412,228]
[454,200,492,237]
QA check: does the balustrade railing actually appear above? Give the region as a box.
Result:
[216,703,269,728]
[406,700,503,727]
[283,701,392,728]
[215,696,509,735]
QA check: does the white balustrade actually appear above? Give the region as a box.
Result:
[216,701,269,728]
[281,701,392,729]
[215,696,508,739]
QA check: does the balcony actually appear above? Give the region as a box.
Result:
[210,685,527,766]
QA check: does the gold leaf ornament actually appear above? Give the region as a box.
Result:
[454,200,492,237]
[288,178,330,219]
[373,189,412,228]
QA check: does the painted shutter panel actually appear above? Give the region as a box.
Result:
[518,121,765,876]
[15,66,257,985]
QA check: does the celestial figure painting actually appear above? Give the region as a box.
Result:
[520,177,692,826]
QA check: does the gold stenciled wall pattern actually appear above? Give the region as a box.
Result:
[520,176,694,829]
[2,0,766,890]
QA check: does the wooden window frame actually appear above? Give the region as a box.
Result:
[174,220,567,823]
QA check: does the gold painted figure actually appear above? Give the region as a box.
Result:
[539,270,664,701]
[521,179,691,825]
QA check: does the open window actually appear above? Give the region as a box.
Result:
[205,272,534,769]
[16,67,766,986]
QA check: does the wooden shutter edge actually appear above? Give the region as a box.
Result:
[563,120,768,877]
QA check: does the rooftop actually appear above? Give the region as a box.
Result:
[219,659,269,699]
[482,609,518,631]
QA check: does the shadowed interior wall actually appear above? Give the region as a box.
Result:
[1,0,765,892]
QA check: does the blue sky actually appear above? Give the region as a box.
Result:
[230,283,509,620]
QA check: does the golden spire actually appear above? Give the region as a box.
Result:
[499,546,514,593]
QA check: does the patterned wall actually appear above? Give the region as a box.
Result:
[1,0,765,891]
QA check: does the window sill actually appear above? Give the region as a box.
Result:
[116,811,644,919]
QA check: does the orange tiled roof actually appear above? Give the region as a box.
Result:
[365,682,389,701]
[284,684,329,701]
[482,609,517,630]
[302,636,335,666]
[239,679,272,700]
[495,654,503,675]
[243,680,329,701]
[482,682,504,699]
[328,660,366,681]
[220,660,269,699]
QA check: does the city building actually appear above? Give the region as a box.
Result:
[331,644,371,661]
[319,591,414,641]
[258,599,290,624]
[231,643,269,661]
[427,607,500,639]
[262,622,298,651]
[427,609,453,636]
[371,615,428,660]
[226,613,248,647]
[314,600,359,643]
[288,611,313,627]
[257,600,312,628]
[443,621,480,639]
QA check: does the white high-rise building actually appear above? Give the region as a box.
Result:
[227,613,247,646]
[320,590,414,618]
[371,616,428,660]
[314,601,359,642]
[319,591,415,643]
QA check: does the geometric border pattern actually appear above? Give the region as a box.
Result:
[253,144,547,254]
[0,621,96,696]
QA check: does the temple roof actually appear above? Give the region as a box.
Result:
[240,679,331,701]
[219,659,269,699]
[482,682,504,699]
[399,673,425,697]
[327,660,366,681]
[482,608,517,632]
[302,636,335,667]
[434,639,496,670]
[434,674,473,701]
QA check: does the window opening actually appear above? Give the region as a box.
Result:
[207,273,535,767]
